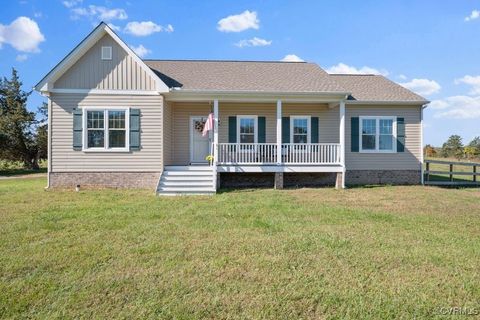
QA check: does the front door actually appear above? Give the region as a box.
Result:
[190,116,211,164]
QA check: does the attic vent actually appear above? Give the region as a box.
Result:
[101,46,112,60]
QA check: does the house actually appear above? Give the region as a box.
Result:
[35,23,428,195]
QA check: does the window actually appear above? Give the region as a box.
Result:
[101,46,112,60]
[237,116,257,144]
[290,116,311,144]
[360,117,396,152]
[84,108,129,151]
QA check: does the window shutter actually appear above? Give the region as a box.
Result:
[228,116,237,143]
[282,117,290,143]
[73,109,83,150]
[311,117,319,143]
[258,117,266,143]
[397,117,405,152]
[130,109,140,151]
[351,117,359,152]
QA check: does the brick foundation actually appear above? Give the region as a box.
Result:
[345,170,421,185]
[49,172,161,189]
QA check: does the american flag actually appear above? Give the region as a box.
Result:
[202,113,214,137]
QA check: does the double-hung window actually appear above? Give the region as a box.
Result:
[84,108,129,151]
[360,116,396,152]
[290,116,311,144]
[237,116,257,144]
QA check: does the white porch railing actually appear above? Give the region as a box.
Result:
[217,143,278,164]
[216,143,341,165]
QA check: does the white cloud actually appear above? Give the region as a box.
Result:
[455,75,480,95]
[326,63,388,76]
[281,54,304,62]
[130,44,151,58]
[431,95,480,119]
[217,10,259,32]
[235,37,272,48]
[70,5,127,21]
[124,21,172,36]
[33,12,42,18]
[0,17,45,52]
[398,74,407,80]
[399,78,441,96]
[107,23,120,32]
[16,54,28,62]
[465,10,480,21]
[62,0,83,8]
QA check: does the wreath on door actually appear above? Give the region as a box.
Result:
[194,119,206,133]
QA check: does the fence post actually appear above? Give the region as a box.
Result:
[426,162,430,182]
[474,165,477,183]
[449,164,453,182]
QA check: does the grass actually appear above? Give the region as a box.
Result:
[0,178,479,319]
[425,157,479,183]
[0,160,47,177]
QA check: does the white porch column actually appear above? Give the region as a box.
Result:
[339,100,346,188]
[276,99,282,165]
[213,99,219,164]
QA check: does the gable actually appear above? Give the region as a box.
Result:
[54,34,157,91]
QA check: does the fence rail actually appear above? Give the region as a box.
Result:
[424,159,480,186]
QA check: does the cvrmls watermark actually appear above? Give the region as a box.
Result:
[435,307,479,316]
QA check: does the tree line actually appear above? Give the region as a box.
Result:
[0,69,47,170]
[425,135,480,160]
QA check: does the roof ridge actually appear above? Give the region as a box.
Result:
[143,59,308,63]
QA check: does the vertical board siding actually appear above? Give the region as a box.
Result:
[50,93,163,172]
[54,34,156,91]
[345,105,422,170]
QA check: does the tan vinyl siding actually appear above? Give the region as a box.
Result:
[172,102,211,165]
[163,100,174,165]
[54,34,157,91]
[168,102,340,165]
[50,93,163,172]
[345,104,422,170]
[283,104,339,143]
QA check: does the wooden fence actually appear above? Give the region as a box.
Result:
[424,159,480,186]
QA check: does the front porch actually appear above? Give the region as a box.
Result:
[161,98,346,193]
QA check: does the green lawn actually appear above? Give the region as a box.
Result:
[1,178,479,319]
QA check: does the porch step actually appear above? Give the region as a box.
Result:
[157,166,216,196]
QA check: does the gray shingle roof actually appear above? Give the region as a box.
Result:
[144,60,427,103]
[144,60,346,93]
[330,74,427,102]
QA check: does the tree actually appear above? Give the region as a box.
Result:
[467,136,480,157]
[36,102,48,160]
[441,135,464,159]
[424,144,437,158]
[0,68,41,169]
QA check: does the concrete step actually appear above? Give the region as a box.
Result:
[162,171,213,177]
[157,186,215,193]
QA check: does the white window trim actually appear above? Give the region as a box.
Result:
[101,46,112,60]
[290,116,311,144]
[359,116,397,153]
[82,106,130,152]
[236,115,258,144]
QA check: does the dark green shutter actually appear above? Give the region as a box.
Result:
[282,117,290,143]
[73,109,83,150]
[397,117,405,152]
[228,116,237,143]
[351,117,359,152]
[130,109,140,151]
[258,117,266,143]
[311,117,319,143]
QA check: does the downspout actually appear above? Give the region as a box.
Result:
[420,104,427,185]
[45,94,52,189]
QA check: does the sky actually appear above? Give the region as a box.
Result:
[0,0,479,146]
